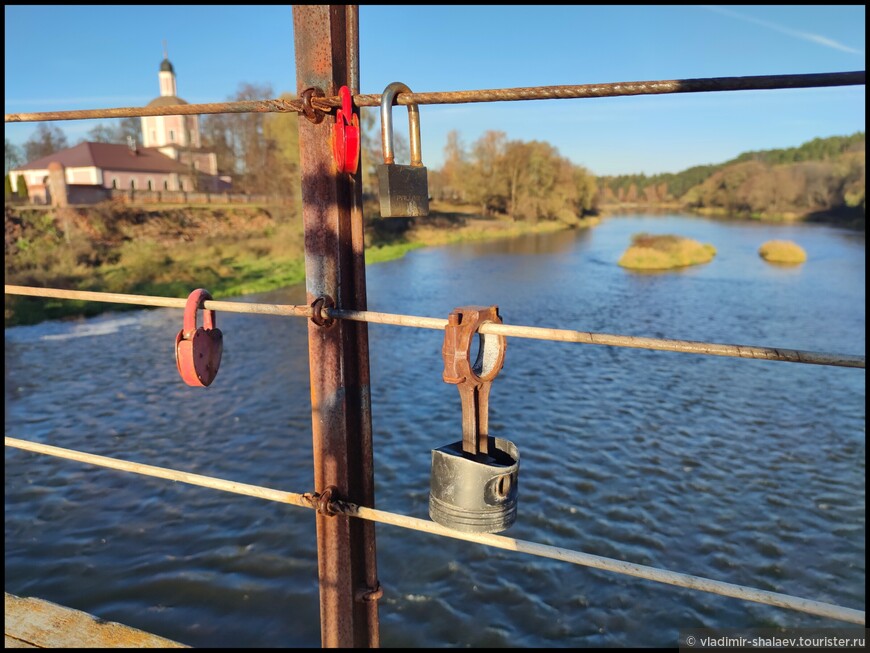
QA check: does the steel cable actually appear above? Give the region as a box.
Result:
[5,71,864,123]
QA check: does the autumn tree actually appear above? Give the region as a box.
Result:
[261,93,300,198]
[572,164,598,215]
[440,130,467,202]
[504,140,560,223]
[466,130,507,215]
[23,124,68,162]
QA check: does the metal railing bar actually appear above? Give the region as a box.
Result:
[6,285,864,368]
[5,436,864,625]
[4,285,312,318]
[328,308,865,368]
[5,71,863,123]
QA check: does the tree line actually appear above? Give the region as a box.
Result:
[598,132,865,217]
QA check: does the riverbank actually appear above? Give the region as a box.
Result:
[4,201,596,327]
[599,203,864,230]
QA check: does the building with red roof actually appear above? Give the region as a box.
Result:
[10,54,227,204]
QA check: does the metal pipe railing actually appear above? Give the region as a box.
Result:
[6,436,864,626]
[6,285,865,369]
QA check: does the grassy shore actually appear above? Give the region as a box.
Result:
[5,200,595,327]
[599,203,864,230]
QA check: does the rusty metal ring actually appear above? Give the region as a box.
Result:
[354,582,384,603]
[316,485,339,516]
[442,306,506,385]
[301,87,326,124]
[310,295,335,329]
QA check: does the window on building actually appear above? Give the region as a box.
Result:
[111,178,118,189]
[169,129,175,142]
[147,179,153,191]
[179,180,184,191]
[130,179,136,190]
[164,180,169,190]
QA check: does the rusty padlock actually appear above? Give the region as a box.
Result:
[429,306,519,534]
[175,288,223,387]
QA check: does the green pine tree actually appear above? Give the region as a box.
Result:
[16,174,28,199]
[4,173,13,200]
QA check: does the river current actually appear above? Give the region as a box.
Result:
[5,213,865,647]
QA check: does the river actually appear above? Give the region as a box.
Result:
[4,213,865,647]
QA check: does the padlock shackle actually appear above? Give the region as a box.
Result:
[183,288,215,336]
[380,81,422,167]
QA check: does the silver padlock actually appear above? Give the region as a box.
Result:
[377,82,429,217]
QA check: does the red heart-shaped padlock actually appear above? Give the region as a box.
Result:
[175,289,223,387]
[332,85,360,175]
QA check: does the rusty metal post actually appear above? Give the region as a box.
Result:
[293,5,380,648]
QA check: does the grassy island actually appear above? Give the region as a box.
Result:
[618,233,717,271]
[758,240,807,264]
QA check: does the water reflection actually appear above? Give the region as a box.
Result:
[458,227,591,257]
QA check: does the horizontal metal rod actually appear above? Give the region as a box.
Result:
[5,437,312,509]
[4,285,311,318]
[5,285,864,368]
[328,308,865,368]
[5,436,864,626]
[5,71,864,123]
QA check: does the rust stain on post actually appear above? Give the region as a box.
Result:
[294,5,379,648]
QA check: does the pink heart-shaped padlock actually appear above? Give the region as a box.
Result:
[175,289,223,387]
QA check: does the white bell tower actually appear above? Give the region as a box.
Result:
[141,42,201,150]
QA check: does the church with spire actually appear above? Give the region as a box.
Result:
[10,47,228,205]
[141,46,222,187]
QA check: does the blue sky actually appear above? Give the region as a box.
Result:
[4,5,865,176]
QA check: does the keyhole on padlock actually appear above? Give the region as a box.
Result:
[495,474,512,499]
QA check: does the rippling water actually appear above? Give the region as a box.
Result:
[5,213,865,647]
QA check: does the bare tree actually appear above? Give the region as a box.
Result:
[201,112,238,178]
[23,124,68,162]
[85,124,117,143]
[5,138,23,174]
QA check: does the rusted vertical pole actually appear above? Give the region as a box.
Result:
[293,5,380,648]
